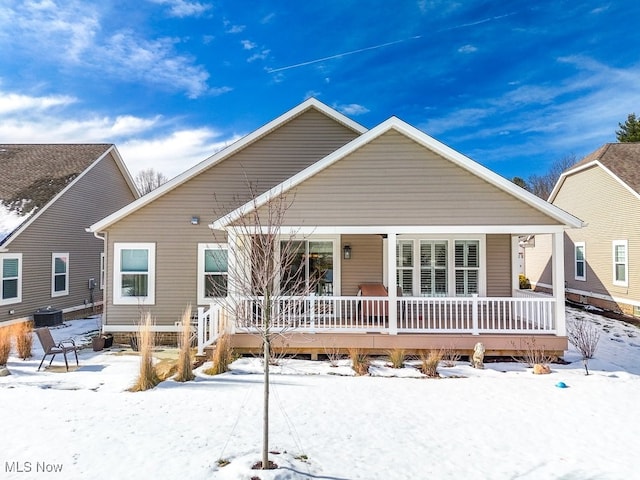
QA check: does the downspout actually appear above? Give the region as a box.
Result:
[91,230,108,326]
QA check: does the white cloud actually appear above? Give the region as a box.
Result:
[335,103,370,116]
[247,49,270,63]
[241,40,257,50]
[148,0,212,18]
[0,1,213,98]
[458,44,477,54]
[0,92,76,114]
[0,85,240,179]
[119,129,242,179]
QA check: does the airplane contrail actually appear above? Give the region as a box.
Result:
[266,36,422,73]
[266,12,517,74]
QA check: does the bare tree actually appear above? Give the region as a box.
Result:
[209,183,321,470]
[566,317,600,375]
[526,154,578,200]
[135,168,168,194]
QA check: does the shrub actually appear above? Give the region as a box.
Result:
[511,337,556,368]
[129,313,160,392]
[0,326,11,366]
[175,306,195,382]
[419,350,442,378]
[519,274,531,289]
[567,317,600,375]
[204,330,235,375]
[13,321,33,360]
[348,348,369,376]
[441,346,461,367]
[322,342,343,367]
[386,349,406,369]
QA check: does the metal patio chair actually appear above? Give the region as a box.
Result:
[35,327,79,372]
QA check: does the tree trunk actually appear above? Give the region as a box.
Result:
[262,337,270,469]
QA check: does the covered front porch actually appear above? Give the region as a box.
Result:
[197,227,568,357]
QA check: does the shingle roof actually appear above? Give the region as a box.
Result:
[568,142,640,194]
[0,144,112,214]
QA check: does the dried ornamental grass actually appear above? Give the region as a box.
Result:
[0,326,10,365]
[349,348,370,376]
[14,321,33,360]
[175,306,195,382]
[386,349,406,369]
[129,313,160,392]
[204,330,235,376]
[419,349,443,378]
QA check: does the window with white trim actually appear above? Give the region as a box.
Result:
[396,240,414,295]
[574,242,586,281]
[198,243,228,304]
[51,253,69,297]
[420,240,448,296]
[1,253,22,305]
[393,236,484,297]
[113,243,155,304]
[613,240,628,287]
[454,240,480,296]
[100,252,105,290]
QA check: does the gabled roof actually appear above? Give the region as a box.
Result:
[1,144,138,246]
[89,98,367,233]
[550,143,640,202]
[213,116,584,230]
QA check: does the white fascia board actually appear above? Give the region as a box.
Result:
[213,116,584,230]
[91,98,366,233]
[3,146,115,248]
[225,225,570,235]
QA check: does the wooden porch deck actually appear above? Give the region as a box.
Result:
[229,332,568,359]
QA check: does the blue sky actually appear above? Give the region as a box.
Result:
[1,1,639,181]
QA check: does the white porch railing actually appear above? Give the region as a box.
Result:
[196,293,557,354]
[197,304,226,356]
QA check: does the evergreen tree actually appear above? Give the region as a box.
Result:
[616,113,640,142]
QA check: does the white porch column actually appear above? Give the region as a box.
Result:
[552,231,566,336]
[226,229,239,332]
[511,235,521,292]
[387,232,398,335]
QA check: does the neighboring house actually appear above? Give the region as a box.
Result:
[525,143,640,318]
[0,144,139,325]
[89,99,583,357]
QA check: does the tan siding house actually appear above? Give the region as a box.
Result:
[91,99,583,357]
[0,145,138,325]
[526,143,640,316]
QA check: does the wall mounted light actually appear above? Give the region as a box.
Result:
[343,244,351,260]
[191,216,200,225]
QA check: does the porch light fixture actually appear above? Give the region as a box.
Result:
[191,216,200,225]
[343,244,351,260]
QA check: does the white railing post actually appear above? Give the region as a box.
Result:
[309,293,316,331]
[197,306,205,356]
[471,294,479,335]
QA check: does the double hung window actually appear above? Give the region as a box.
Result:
[114,243,155,304]
[0,253,21,305]
[51,253,69,296]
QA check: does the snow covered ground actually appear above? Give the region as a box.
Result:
[1,307,639,479]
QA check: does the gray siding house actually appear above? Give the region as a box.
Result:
[525,143,640,317]
[0,144,139,325]
[90,99,583,357]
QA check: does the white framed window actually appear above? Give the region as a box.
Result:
[113,243,155,305]
[613,240,628,287]
[391,236,485,297]
[198,243,228,304]
[1,253,22,305]
[279,239,335,296]
[100,252,106,290]
[396,240,414,295]
[420,240,448,296]
[575,242,586,281]
[51,253,69,297]
[455,240,480,296]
